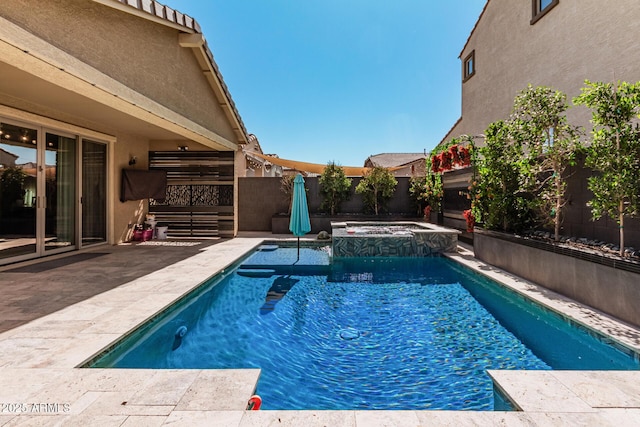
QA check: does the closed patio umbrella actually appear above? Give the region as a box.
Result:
[289,173,311,263]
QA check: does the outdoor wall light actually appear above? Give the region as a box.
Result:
[178,145,189,151]
[129,156,137,165]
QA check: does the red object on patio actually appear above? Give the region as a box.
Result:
[133,229,154,241]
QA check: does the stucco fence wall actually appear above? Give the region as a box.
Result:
[238,177,419,232]
[474,229,640,328]
[440,157,640,249]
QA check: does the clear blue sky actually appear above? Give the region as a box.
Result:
[163,1,486,167]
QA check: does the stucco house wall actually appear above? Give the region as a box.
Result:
[0,0,237,144]
[0,0,247,261]
[443,0,640,143]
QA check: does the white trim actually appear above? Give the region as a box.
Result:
[0,105,116,143]
[107,138,116,245]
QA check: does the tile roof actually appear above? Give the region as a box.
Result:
[365,153,426,168]
[111,0,200,31]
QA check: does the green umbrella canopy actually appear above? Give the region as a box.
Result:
[289,173,311,237]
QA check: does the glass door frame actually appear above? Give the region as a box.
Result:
[79,137,110,248]
[0,108,114,265]
[40,127,79,257]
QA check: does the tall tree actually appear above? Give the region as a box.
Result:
[319,162,351,215]
[355,166,397,215]
[574,80,640,256]
[510,85,582,241]
[470,121,533,233]
[408,156,443,216]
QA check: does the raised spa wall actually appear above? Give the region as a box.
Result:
[331,221,459,258]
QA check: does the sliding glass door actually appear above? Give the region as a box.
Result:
[0,118,109,265]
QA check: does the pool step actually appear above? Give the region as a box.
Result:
[257,245,279,252]
[237,268,276,278]
[239,264,331,276]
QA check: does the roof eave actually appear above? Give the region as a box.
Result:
[458,0,490,58]
[179,33,249,145]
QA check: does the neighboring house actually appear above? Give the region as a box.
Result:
[438,0,640,239]
[364,153,426,177]
[442,0,639,145]
[0,147,18,168]
[242,134,283,177]
[0,0,249,265]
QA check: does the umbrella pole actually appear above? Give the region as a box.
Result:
[296,237,300,263]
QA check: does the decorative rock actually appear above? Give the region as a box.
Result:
[317,231,331,240]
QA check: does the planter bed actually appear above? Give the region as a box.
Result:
[474,228,640,328]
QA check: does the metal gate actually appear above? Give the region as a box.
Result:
[149,151,234,238]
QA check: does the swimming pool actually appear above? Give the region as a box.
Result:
[90,246,640,410]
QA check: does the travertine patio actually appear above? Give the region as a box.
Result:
[0,234,639,426]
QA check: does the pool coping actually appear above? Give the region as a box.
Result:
[0,234,639,424]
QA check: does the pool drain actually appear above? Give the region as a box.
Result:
[339,328,360,340]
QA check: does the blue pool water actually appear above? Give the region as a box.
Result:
[91,246,639,410]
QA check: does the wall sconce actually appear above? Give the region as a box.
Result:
[178,145,189,151]
[129,156,137,166]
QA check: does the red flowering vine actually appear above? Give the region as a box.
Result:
[423,205,432,219]
[430,143,473,173]
[458,146,471,166]
[431,154,441,173]
[440,151,453,170]
[463,209,475,232]
[448,145,460,165]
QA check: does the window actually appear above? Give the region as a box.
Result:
[463,50,475,82]
[531,0,559,25]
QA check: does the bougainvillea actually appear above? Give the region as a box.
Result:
[430,142,473,172]
[458,146,471,166]
[440,151,453,170]
[431,154,441,173]
[463,209,475,232]
[448,145,460,165]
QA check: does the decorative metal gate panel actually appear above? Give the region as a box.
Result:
[149,151,234,238]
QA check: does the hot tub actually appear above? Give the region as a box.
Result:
[331,221,459,257]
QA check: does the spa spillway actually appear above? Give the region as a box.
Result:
[331,221,460,258]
